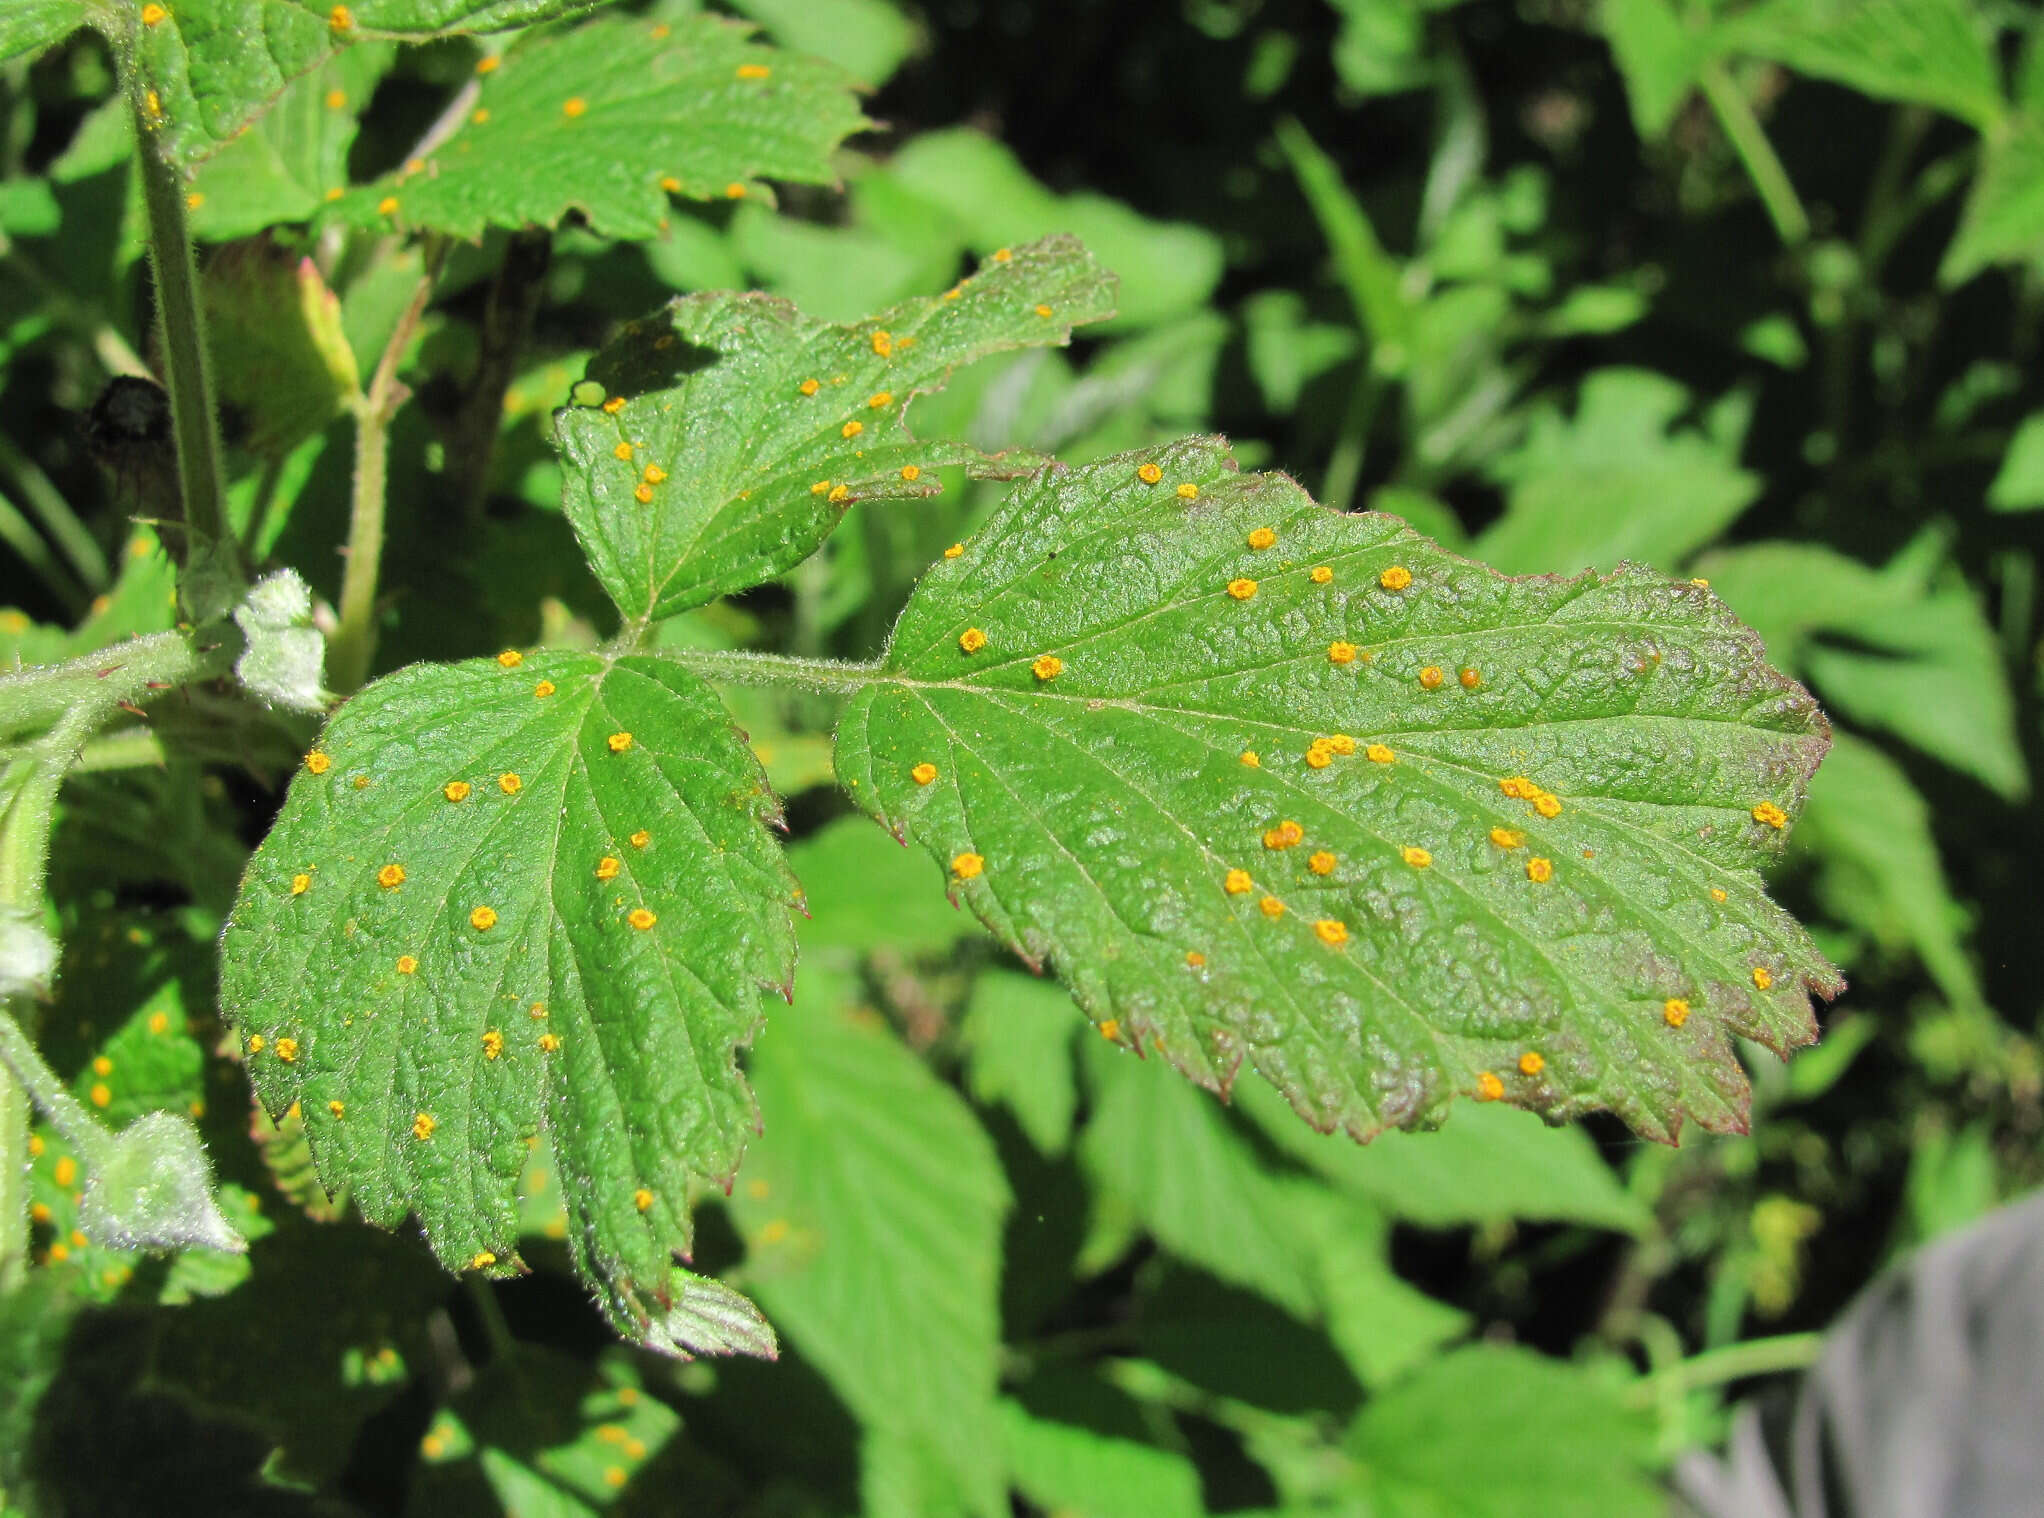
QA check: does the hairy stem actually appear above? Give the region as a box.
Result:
[329,245,444,695]
[1631,1330,1825,1406]
[668,647,881,696]
[1699,61,1809,247]
[129,84,234,570]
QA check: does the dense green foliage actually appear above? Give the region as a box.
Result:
[0,0,2039,1512]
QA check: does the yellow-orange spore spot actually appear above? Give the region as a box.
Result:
[601,396,626,414]
[325,89,347,109]
[413,1112,436,1141]
[901,465,921,481]
[911,763,938,786]
[613,441,634,461]
[470,1251,496,1270]
[1526,857,1554,883]
[1032,655,1063,681]
[352,775,370,790]
[1313,919,1348,947]
[1329,641,1357,665]
[1264,819,1305,850]
[865,391,894,411]
[1225,869,1253,895]
[951,852,984,880]
[736,62,771,79]
[1259,895,1285,918]
[329,1099,346,1118]
[539,1032,561,1052]
[1402,846,1432,868]
[943,541,962,557]
[377,863,406,890]
[497,648,525,669]
[26,1134,41,1159]
[93,1056,113,1077]
[470,906,498,931]
[53,1156,75,1188]
[870,329,893,357]
[142,3,168,23]
[1327,734,1356,755]
[828,484,851,504]
[305,750,332,775]
[1240,750,1260,767]
[47,1244,67,1263]
[596,856,621,881]
[562,96,587,118]
[1245,527,1277,551]
[1307,851,1337,876]
[90,1083,111,1108]
[1752,801,1789,829]
[1378,565,1413,591]
[377,196,399,216]
[1365,743,1396,764]
[659,175,681,193]
[606,731,633,754]
[959,627,988,653]
[29,1202,49,1225]
[629,830,650,849]
[1518,1051,1545,1076]
[1663,998,1691,1028]
[841,420,864,439]
[1690,577,1710,588]
[628,908,657,931]
[1308,568,1334,588]
[1176,482,1199,500]
[1305,746,1333,769]
[1489,827,1523,849]
[1137,462,1163,484]
[475,55,501,76]
[328,4,351,29]
[1227,578,1258,600]
[1710,887,1728,902]
[725,182,747,199]
[1475,1071,1505,1102]
[532,680,556,701]
[798,377,820,396]
[471,108,489,124]
[149,1011,170,1035]
[1418,665,1444,690]
[185,191,206,210]
[500,773,522,795]
[1500,776,1536,799]
[1460,667,1481,689]
[396,955,418,975]
[275,1038,299,1063]
[1533,793,1563,819]
[482,1030,504,1060]
[290,873,312,896]
[1752,966,1774,990]
[145,89,163,119]
[1186,951,1206,968]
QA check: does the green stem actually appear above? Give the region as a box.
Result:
[1631,1331,1825,1406]
[328,247,443,695]
[667,647,881,697]
[73,728,167,773]
[1321,369,1386,512]
[1699,61,1809,248]
[129,83,232,568]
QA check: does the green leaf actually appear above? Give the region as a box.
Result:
[1941,116,2044,286]
[324,15,868,240]
[836,437,1839,1145]
[217,649,798,1339]
[555,238,1115,622]
[1233,1075,1650,1233]
[999,1400,1205,1518]
[187,41,395,239]
[1477,369,1761,574]
[1987,410,2044,510]
[787,815,981,956]
[1798,731,1984,1011]
[880,129,1224,331]
[1329,0,1430,98]
[1347,1345,1661,1517]
[205,241,360,462]
[960,969,1080,1157]
[0,1,78,67]
[728,0,919,89]
[1275,116,1411,364]
[133,0,605,172]
[728,965,1010,1517]
[1726,0,2005,130]
[1601,0,1711,137]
